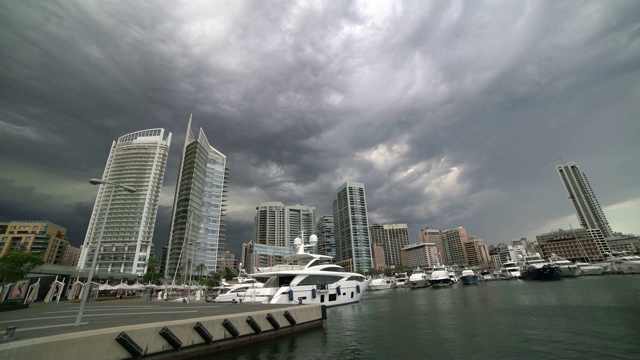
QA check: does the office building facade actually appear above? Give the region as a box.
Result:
[556,162,613,237]
[166,118,228,280]
[316,215,336,258]
[79,129,171,276]
[369,223,410,268]
[332,182,373,273]
[0,221,69,265]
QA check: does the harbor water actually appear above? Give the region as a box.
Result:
[212,275,640,360]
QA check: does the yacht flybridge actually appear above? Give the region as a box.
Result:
[243,232,369,307]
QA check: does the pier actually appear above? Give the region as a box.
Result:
[0,300,325,359]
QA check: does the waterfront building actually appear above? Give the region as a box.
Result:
[316,215,336,258]
[165,119,228,280]
[463,237,491,268]
[284,204,317,248]
[441,227,468,266]
[556,162,614,237]
[371,242,386,270]
[401,242,438,268]
[253,202,286,247]
[79,128,171,276]
[535,228,610,262]
[332,182,373,273]
[252,202,316,248]
[218,251,237,272]
[369,223,410,269]
[605,234,640,254]
[0,221,69,265]
[241,242,296,274]
[61,245,81,266]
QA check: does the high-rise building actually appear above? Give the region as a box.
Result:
[165,118,228,280]
[369,223,409,268]
[253,202,286,247]
[252,202,315,248]
[401,242,439,268]
[332,182,373,273]
[0,221,69,265]
[80,129,171,276]
[316,215,336,258]
[556,162,613,238]
[441,227,468,266]
[462,237,490,267]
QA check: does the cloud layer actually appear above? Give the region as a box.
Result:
[1,0,639,257]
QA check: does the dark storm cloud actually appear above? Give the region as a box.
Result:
[1,0,639,257]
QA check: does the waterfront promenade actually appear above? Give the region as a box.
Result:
[0,299,325,359]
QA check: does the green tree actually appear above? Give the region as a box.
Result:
[0,250,44,286]
[195,263,206,281]
[142,257,161,284]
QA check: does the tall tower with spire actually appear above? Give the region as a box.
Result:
[165,115,229,281]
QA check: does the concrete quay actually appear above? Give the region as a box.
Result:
[0,299,325,359]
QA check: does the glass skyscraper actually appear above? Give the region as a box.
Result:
[332,181,373,273]
[165,117,228,281]
[80,128,171,276]
[556,162,613,238]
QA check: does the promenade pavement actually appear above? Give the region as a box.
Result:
[0,298,293,343]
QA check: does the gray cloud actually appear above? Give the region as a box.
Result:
[1,0,639,257]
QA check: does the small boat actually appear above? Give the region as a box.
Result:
[447,267,459,284]
[479,270,494,281]
[459,269,479,285]
[520,254,561,280]
[429,266,453,287]
[368,277,397,291]
[409,268,430,289]
[574,262,604,276]
[395,272,410,287]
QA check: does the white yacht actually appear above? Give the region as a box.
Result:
[395,272,410,287]
[609,254,640,274]
[551,257,582,277]
[409,268,430,289]
[574,262,604,276]
[213,282,264,303]
[499,261,521,280]
[243,233,369,307]
[429,265,453,287]
[368,277,397,291]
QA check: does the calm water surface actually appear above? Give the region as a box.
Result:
[210,276,640,360]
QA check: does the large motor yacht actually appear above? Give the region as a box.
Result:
[409,268,430,288]
[499,261,521,280]
[574,262,604,276]
[368,277,397,291]
[243,233,369,307]
[429,265,453,287]
[603,252,640,274]
[520,254,561,280]
[551,257,582,277]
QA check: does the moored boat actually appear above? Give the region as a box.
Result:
[368,277,397,291]
[551,257,582,277]
[395,272,410,287]
[520,254,561,280]
[499,261,521,280]
[459,269,479,285]
[429,265,453,287]
[244,233,368,307]
[409,268,430,289]
[575,262,604,275]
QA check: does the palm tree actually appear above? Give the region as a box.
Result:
[195,263,206,281]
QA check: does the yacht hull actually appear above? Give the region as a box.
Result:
[522,265,561,280]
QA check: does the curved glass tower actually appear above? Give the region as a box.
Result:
[79,129,172,276]
[165,116,229,281]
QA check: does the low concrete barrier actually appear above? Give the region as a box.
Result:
[0,304,324,359]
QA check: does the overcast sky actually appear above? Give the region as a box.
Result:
[1,0,639,259]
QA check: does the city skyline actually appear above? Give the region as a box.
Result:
[1,1,639,260]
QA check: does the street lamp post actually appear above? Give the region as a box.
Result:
[75,178,136,327]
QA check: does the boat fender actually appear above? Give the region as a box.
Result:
[288,289,294,301]
[311,288,317,299]
[356,285,360,294]
[336,286,341,296]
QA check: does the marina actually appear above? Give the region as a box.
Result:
[215,274,640,360]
